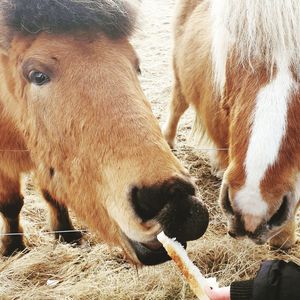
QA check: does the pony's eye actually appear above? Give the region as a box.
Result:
[28,71,50,86]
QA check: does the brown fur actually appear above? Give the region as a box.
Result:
[166,0,300,249]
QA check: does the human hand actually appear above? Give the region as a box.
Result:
[204,286,230,300]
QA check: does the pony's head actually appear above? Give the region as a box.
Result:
[0,0,208,264]
[211,0,300,247]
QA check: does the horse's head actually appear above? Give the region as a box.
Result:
[219,63,300,248]
[0,0,208,265]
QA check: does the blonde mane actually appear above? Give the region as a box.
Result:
[210,0,300,93]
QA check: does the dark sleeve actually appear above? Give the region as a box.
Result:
[231,279,254,300]
[230,260,300,300]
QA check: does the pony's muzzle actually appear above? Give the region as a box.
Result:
[221,182,294,245]
[129,178,209,265]
[220,183,266,240]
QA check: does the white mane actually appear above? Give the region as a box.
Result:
[210,0,300,93]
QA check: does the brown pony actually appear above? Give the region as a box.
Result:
[165,0,300,249]
[0,0,209,265]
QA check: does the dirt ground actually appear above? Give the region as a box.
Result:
[0,1,299,299]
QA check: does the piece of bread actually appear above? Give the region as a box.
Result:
[157,232,210,300]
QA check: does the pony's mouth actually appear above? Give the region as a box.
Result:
[127,237,186,265]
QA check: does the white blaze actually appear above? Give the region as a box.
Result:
[235,58,295,217]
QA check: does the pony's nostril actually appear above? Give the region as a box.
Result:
[130,178,196,222]
[228,230,237,238]
[268,196,289,227]
[131,185,168,221]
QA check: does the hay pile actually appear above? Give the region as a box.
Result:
[0,152,299,299]
[1,0,299,299]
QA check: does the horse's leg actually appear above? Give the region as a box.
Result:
[42,191,82,244]
[164,74,189,148]
[269,219,296,250]
[0,175,26,256]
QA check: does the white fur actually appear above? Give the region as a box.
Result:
[235,58,295,217]
[210,0,300,93]
[210,0,231,94]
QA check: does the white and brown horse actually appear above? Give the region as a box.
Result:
[165,0,300,249]
[0,0,209,265]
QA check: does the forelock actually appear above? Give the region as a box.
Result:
[0,0,138,39]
